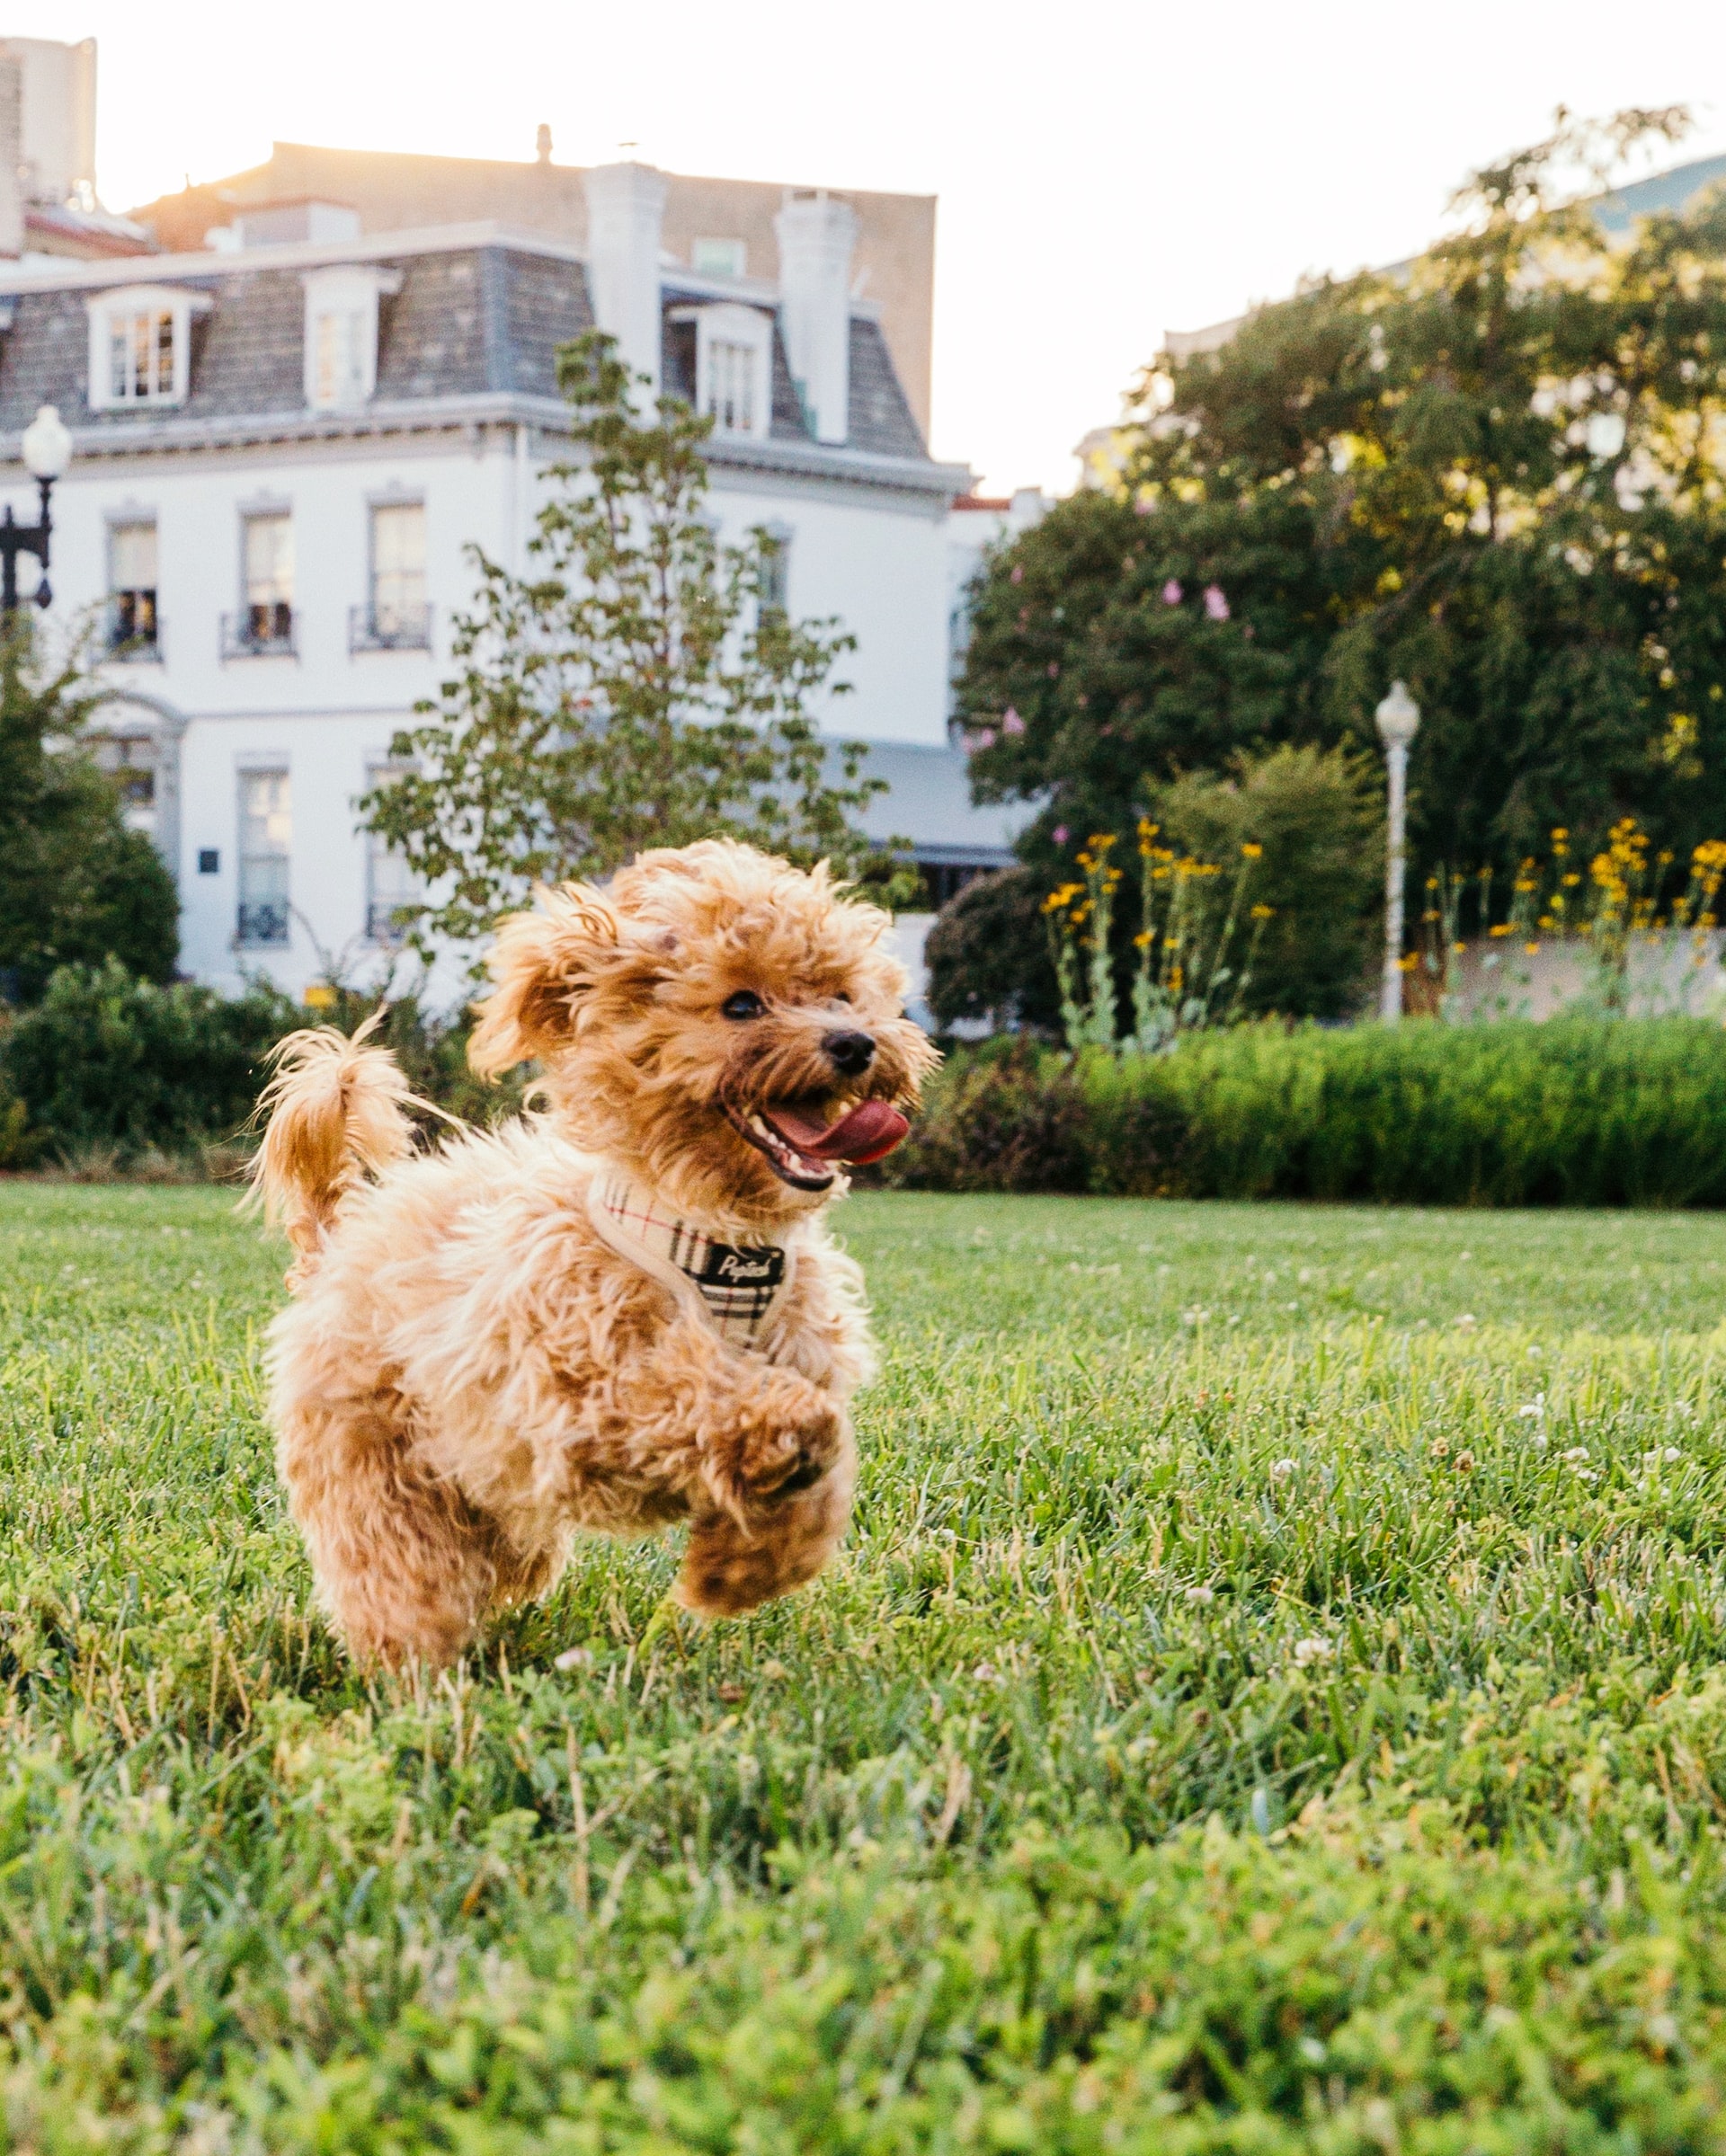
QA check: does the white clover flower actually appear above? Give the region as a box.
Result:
[1292,1637,1334,1668]
[1271,1458,1297,1480]
[1455,1313,1478,1330]
[1517,1394,1547,1419]
[1665,1446,1683,1462]
[1185,1584,1215,1605]
[1562,1446,1590,1463]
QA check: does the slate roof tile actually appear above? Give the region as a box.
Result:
[0,242,930,465]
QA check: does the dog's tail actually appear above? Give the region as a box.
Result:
[246,1012,420,1277]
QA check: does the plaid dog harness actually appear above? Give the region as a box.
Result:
[586,1172,796,1353]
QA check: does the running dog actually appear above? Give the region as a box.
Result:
[250,839,936,1667]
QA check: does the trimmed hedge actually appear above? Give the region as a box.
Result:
[887,1018,1726,1207]
[0,960,298,1158]
[0,963,527,1167]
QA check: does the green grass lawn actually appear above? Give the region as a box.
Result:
[6,1184,1726,2150]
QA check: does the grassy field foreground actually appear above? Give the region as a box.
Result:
[5,1189,1726,2148]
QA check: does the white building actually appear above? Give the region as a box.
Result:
[2,161,1027,1009]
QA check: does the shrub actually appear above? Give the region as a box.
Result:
[1152,744,1383,1019]
[885,1039,1090,1193]
[893,1018,1726,1208]
[1,960,298,1158]
[923,868,1062,1033]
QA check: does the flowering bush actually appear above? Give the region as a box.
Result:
[1417,822,1726,1017]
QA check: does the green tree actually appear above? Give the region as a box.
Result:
[365,332,902,955]
[0,630,179,1004]
[959,108,1726,894]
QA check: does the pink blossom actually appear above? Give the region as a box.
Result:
[1047,661,1060,679]
[1010,563,1025,584]
[1001,706,1026,735]
[1134,498,1153,516]
[1053,825,1070,844]
[972,727,996,750]
[1162,579,1183,606]
[1204,584,1231,621]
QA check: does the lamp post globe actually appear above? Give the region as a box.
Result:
[22,404,72,483]
[1375,680,1420,1024]
[1375,679,1420,754]
[4,403,72,617]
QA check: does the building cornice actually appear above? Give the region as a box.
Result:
[1,390,971,501]
[0,221,885,321]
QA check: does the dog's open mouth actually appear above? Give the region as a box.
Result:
[725,1098,911,1189]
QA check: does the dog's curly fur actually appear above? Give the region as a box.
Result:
[250,839,939,1667]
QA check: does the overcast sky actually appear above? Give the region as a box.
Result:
[29,0,1726,493]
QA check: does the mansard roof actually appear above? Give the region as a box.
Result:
[0,226,951,490]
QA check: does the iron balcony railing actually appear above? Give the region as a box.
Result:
[350,601,432,653]
[103,591,162,662]
[236,899,290,946]
[221,603,297,660]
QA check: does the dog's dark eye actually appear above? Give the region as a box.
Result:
[722,989,765,1021]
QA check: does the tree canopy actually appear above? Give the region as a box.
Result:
[958,109,1726,896]
[366,333,903,959]
[0,634,179,1004]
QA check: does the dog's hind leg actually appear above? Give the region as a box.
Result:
[278,1398,505,1668]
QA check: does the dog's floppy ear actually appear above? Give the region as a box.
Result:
[468,883,621,1076]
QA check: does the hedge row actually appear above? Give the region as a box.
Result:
[0,962,520,1168]
[885,1020,1726,1208]
[9,965,1725,1205]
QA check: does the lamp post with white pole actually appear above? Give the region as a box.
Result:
[1375,680,1420,1024]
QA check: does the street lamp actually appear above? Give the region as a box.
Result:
[4,404,73,617]
[1375,679,1420,1024]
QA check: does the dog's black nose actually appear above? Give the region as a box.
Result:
[823,1029,876,1077]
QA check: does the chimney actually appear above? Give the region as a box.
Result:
[0,54,21,258]
[774,191,858,445]
[582,160,668,394]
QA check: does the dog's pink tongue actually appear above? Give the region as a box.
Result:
[769,1099,911,1165]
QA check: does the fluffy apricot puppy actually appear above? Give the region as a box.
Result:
[250,839,938,1668]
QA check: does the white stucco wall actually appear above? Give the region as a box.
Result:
[22,423,962,1005]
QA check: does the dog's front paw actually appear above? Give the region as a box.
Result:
[707,1373,846,1521]
[676,1451,857,1617]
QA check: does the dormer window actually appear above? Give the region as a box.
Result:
[674,302,772,442]
[692,237,747,279]
[302,264,402,413]
[85,285,209,410]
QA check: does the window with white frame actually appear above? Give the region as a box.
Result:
[107,519,158,654]
[302,263,399,413]
[85,285,207,409]
[364,765,423,944]
[315,309,366,408]
[237,769,291,946]
[685,303,772,441]
[242,511,295,650]
[368,501,427,643]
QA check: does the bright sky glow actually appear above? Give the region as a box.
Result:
[22,0,1726,493]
